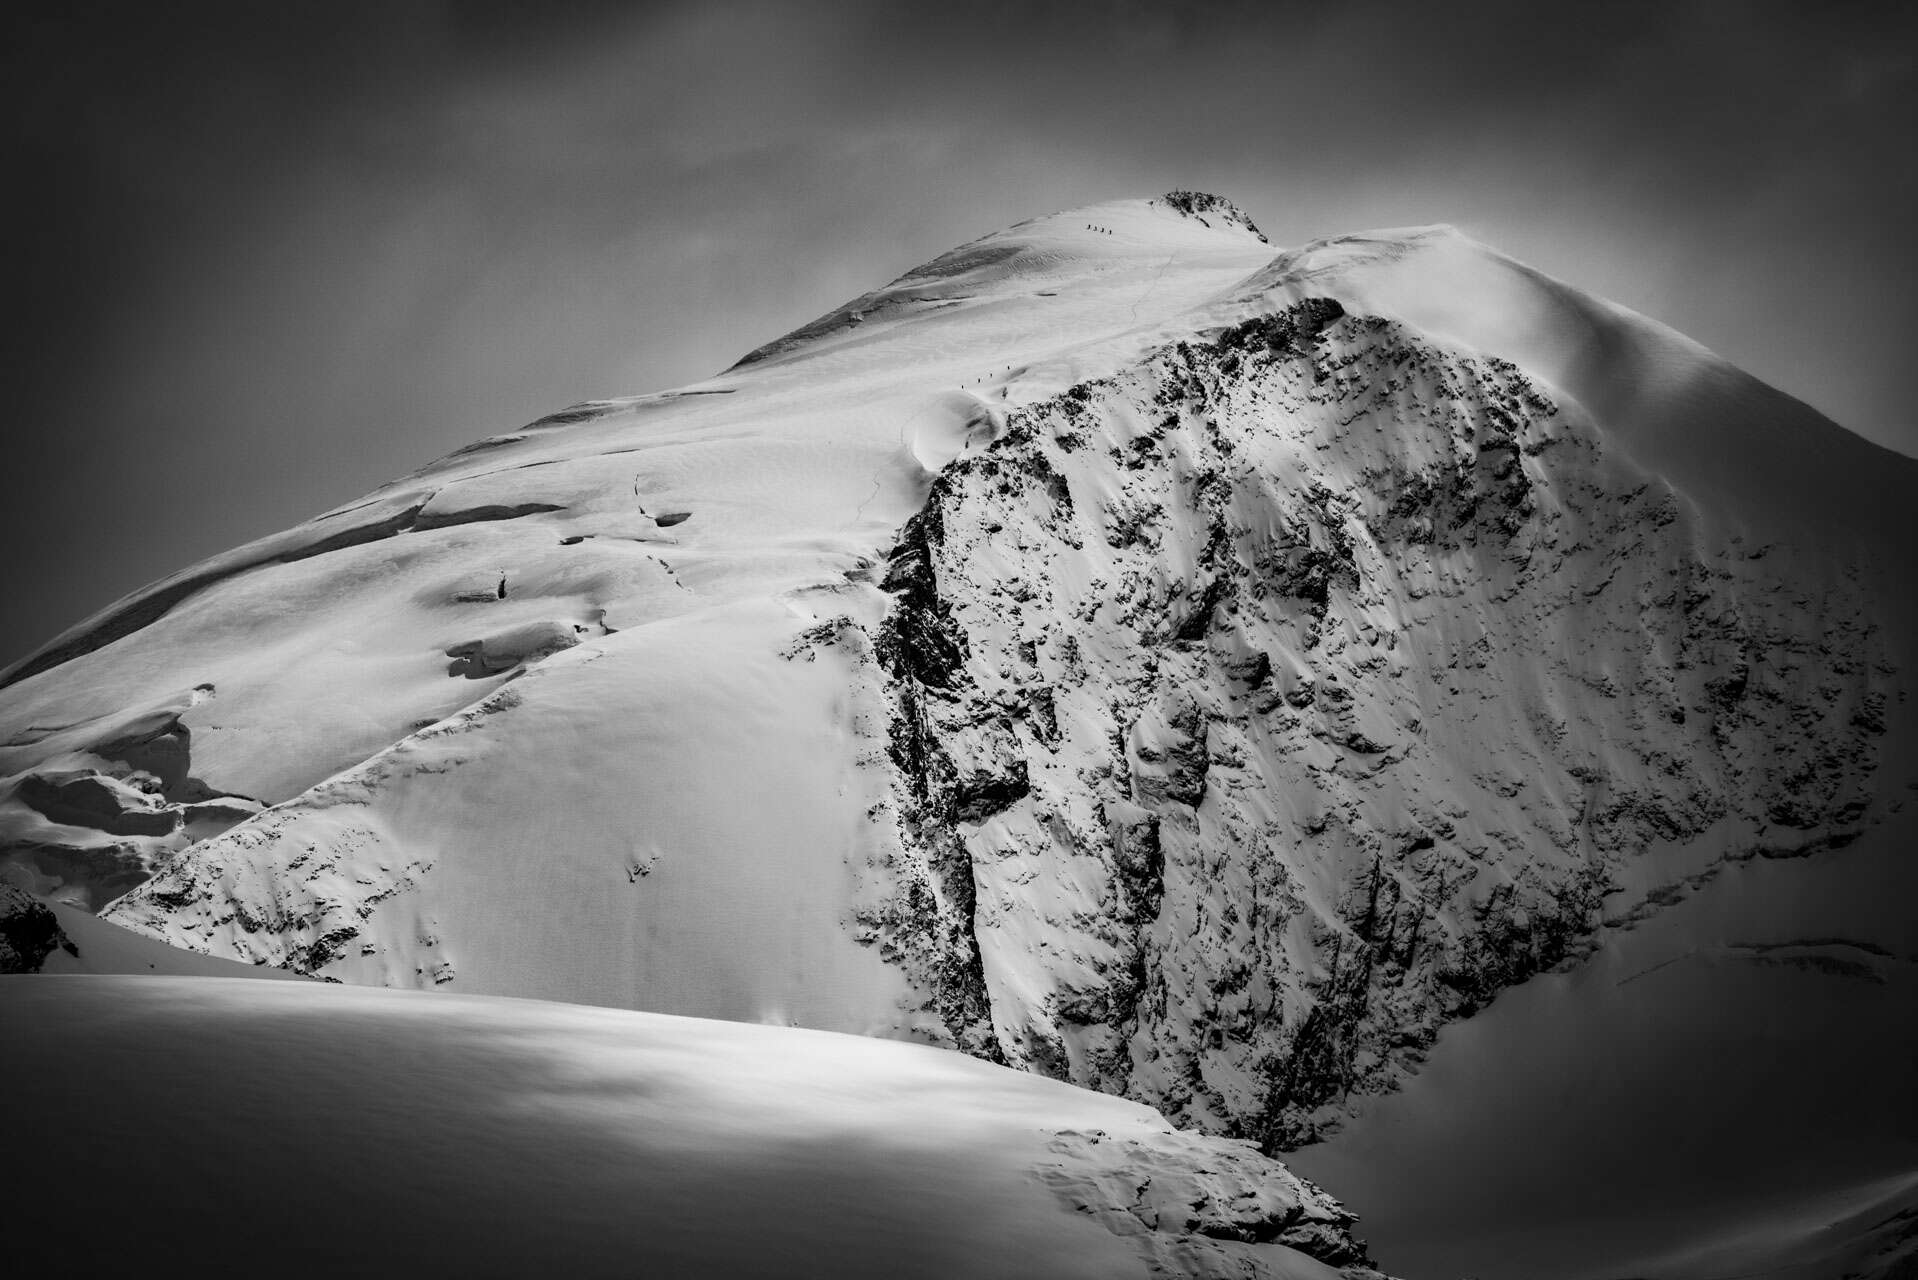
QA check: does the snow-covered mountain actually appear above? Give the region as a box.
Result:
[4,193,1914,1276]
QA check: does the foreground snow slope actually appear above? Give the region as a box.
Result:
[2,194,1912,1176]
[1,976,1366,1278]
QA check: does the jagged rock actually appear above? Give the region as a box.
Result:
[0,882,75,972]
[873,299,1895,1147]
[1038,1126,1371,1269]
[1162,191,1270,243]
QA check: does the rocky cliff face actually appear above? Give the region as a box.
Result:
[797,296,1895,1149]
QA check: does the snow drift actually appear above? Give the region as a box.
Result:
[1,975,1366,1278]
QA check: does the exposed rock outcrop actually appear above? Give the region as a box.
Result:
[0,881,74,971]
[863,299,1894,1148]
[1039,1126,1374,1272]
[1163,191,1270,243]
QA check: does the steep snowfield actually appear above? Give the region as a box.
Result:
[1,976,1364,1278]
[1286,806,1918,1278]
[3,193,1914,1275]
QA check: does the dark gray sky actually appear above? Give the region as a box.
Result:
[4,0,1912,669]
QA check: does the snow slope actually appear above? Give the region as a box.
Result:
[0,198,1282,1032]
[3,193,1914,1273]
[1287,807,1918,1278]
[1,975,1366,1278]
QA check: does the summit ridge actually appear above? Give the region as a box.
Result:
[3,195,1915,1277]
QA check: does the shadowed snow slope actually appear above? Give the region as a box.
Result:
[1,976,1361,1278]
[2,194,1915,1276]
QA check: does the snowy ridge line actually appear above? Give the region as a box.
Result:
[0,491,566,691]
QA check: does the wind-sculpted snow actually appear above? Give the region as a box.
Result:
[0,490,568,692]
[0,684,265,909]
[2,977,1379,1278]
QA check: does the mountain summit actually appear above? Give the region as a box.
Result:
[4,195,1915,1276]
